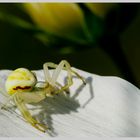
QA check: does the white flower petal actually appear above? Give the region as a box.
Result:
[0,68,139,137]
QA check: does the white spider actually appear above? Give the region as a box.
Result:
[0,60,86,132]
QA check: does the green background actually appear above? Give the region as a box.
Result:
[0,3,139,87]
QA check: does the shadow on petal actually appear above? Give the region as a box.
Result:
[32,76,94,136]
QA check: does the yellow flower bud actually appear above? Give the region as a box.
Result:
[23,3,89,41]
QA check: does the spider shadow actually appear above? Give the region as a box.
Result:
[71,76,94,108]
[32,76,94,137]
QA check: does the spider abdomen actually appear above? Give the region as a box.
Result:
[5,68,37,95]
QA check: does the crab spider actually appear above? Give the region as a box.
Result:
[1,60,86,132]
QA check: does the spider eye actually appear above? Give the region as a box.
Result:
[5,68,37,95]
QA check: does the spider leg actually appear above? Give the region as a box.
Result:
[56,82,70,94]
[54,60,73,94]
[0,94,16,110]
[43,62,52,82]
[43,60,77,94]
[44,60,86,85]
[70,69,86,85]
[13,93,48,133]
[43,60,64,86]
[0,90,27,121]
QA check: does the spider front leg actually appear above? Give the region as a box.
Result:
[43,60,86,95]
[0,94,15,110]
[13,93,48,133]
[56,82,70,94]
